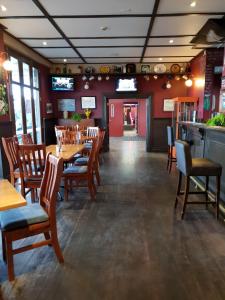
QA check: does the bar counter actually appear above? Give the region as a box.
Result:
[178,121,225,210]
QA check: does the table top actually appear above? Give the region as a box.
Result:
[0,180,27,211]
[46,144,84,161]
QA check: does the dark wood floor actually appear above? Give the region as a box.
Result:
[1,139,225,300]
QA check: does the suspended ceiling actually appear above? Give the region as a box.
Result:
[0,0,225,64]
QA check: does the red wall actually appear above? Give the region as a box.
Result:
[50,74,188,120]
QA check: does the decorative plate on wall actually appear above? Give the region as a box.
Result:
[99,65,110,73]
[154,64,167,74]
[170,64,181,74]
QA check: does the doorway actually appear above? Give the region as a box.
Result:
[123,103,138,137]
[102,94,152,152]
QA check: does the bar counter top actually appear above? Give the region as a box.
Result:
[179,121,225,133]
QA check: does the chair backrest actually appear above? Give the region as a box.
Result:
[1,137,18,173]
[87,126,99,137]
[175,140,192,176]
[58,130,76,145]
[16,144,46,179]
[21,133,34,145]
[39,153,63,220]
[167,126,175,146]
[87,138,98,172]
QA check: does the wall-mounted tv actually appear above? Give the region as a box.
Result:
[51,76,74,91]
[115,77,137,92]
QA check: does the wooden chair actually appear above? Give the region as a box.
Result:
[16,144,46,202]
[21,133,34,144]
[0,153,64,281]
[1,137,20,186]
[63,139,97,201]
[87,126,99,137]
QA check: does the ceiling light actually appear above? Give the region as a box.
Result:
[166,81,172,89]
[153,75,158,80]
[63,59,67,62]
[100,26,108,31]
[190,1,196,7]
[98,75,102,81]
[158,58,163,61]
[42,41,47,46]
[0,5,7,11]
[3,59,12,71]
[195,78,205,88]
[185,79,193,87]
[84,82,89,90]
[169,39,174,44]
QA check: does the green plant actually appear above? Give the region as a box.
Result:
[71,112,82,122]
[206,113,225,127]
[0,82,8,116]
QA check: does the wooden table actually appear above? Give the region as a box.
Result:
[0,179,27,211]
[46,144,84,161]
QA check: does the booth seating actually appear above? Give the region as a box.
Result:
[174,140,222,219]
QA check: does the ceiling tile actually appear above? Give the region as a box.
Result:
[21,39,69,47]
[35,47,78,57]
[145,46,202,56]
[1,19,61,38]
[158,0,225,13]
[79,47,142,57]
[0,0,43,16]
[54,17,149,37]
[143,57,192,63]
[148,37,194,46]
[71,38,145,47]
[40,0,154,15]
[86,58,140,63]
[152,15,224,36]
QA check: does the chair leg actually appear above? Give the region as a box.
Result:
[88,177,95,200]
[168,147,173,174]
[5,235,15,281]
[175,171,182,209]
[166,146,170,171]
[181,176,190,219]
[44,232,52,247]
[31,189,36,203]
[205,176,209,209]
[51,226,64,263]
[216,175,221,220]
[1,232,6,262]
[94,163,101,186]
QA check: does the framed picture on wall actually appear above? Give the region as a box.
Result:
[163,99,175,111]
[46,102,53,114]
[81,96,96,109]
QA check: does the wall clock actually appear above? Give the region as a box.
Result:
[170,64,181,74]
[154,64,167,74]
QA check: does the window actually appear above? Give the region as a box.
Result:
[10,56,42,143]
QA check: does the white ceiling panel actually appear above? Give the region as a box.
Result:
[40,0,154,15]
[152,15,224,36]
[143,57,192,63]
[71,38,145,47]
[35,48,78,57]
[86,58,140,63]
[21,39,69,47]
[1,19,61,38]
[79,47,142,57]
[158,0,225,13]
[145,46,202,57]
[50,58,83,63]
[148,37,194,46]
[54,18,149,37]
[0,0,43,16]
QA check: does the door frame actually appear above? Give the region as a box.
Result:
[102,93,153,152]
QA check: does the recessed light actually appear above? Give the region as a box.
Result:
[63,59,67,62]
[100,26,108,31]
[158,57,163,61]
[0,5,7,11]
[42,41,47,46]
[190,1,196,7]
[169,39,174,44]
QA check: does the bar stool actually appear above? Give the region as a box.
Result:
[166,126,176,173]
[174,140,222,219]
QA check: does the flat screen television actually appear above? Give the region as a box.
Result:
[115,77,137,92]
[51,76,74,91]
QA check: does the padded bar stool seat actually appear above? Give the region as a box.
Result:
[166,126,176,173]
[174,140,222,219]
